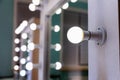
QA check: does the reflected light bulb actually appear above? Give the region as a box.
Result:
[70,0,78,3]
[20,58,26,64]
[62,2,69,9]
[55,43,61,51]
[29,3,36,12]
[27,42,35,51]
[21,45,27,52]
[14,38,20,44]
[15,47,20,52]
[14,65,19,70]
[67,26,84,44]
[54,25,60,32]
[55,8,62,15]
[32,0,40,5]
[13,56,19,62]
[21,33,28,39]
[25,62,33,71]
[20,70,26,77]
[30,23,37,31]
[55,62,62,70]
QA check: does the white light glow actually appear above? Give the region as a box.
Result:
[14,38,20,44]
[67,26,84,44]
[55,43,61,51]
[14,65,19,70]
[62,2,69,9]
[13,56,19,62]
[20,58,26,64]
[15,20,28,34]
[21,45,27,52]
[32,0,40,5]
[21,33,28,39]
[54,25,60,32]
[15,47,20,52]
[27,56,31,61]
[30,23,37,31]
[55,8,62,15]
[27,42,35,51]
[55,62,62,70]
[25,62,33,71]
[20,70,26,77]
[70,0,78,3]
[29,3,36,12]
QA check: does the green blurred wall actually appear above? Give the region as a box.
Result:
[0,0,13,77]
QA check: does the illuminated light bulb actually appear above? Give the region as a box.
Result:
[25,62,33,71]
[62,2,69,9]
[27,42,35,51]
[21,45,27,52]
[55,62,62,70]
[53,25,60,32]
[14,38,20,44]
[15,47,20,52]
[27,56,31,61]
[15,20,28,34]
[29,3,36,12]
[55,43,61,51]
[14,65,19,70]
[20,58,26,64]
[21,33,28,39]
[32,0,40,5]
[70,0,78,3]
[20,70,26,77]
[30,23,37,31]
[55,8,62,15]
[13,56,19,62]
[67,26,84,44]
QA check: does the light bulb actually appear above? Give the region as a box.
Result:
[27,42,35,51]
[67,26,84,44]
[14,38,20,44]
[20,70,26,77]
[13,56,19,62]
[30,23,37,31]
[62,2,69,9]
[55,8,62,15]
[20,58,26,64]
[25,62,33,71]
[21,33,28,39]
[55,62,62,70]
[29,3,36,12]
[53,25,60,32]
[70,0,78,3]
[55,43,61,51]
[15,47,20,52]
[21,45,27,52]
[32,0,40,5]
[14,65,19,70]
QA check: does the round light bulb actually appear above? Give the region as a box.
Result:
[21,45,27,52]
[15,47,20,52]
[20,70,26,77]
[55,62,62,70]
[14,65,19,70]
[29,3,36,12]
[21,33,28,39]
[30,23,37,31]
[13,56,19,62]
[55,8,62,15]
[67,26,84,44]
[14,38,20,44]
[27,42,35,51]
[55,43,61,51]
[32,0,40,5]
[62,2,69,9]
[70,0,78,3]
[25,62,33,71]
[20,58,26,64]
[54,25,60,32]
